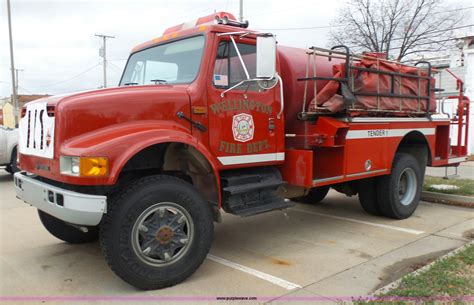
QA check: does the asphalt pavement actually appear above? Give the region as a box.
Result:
[0,171,472,304]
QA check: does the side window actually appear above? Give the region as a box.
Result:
[213,42,230,87]
[213,41,257,90]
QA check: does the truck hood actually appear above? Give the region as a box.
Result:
[27,85,189,108]
[23,85,192,157]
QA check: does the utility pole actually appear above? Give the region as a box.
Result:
[7,0,18,122]
[239,0,243,22]
[14,69,24,94]
[95,34,115,88]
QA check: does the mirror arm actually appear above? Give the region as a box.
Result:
[217,31,258,37]
[220,79,252,97]
[229,35,251,80]
[220,77,283,118]
[220,78,272,97]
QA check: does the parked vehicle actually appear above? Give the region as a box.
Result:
[14,12,470,290]
[0,125,18,174]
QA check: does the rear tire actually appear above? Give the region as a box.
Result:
[358,178,381,216]
[99,175,214,290]
[377,153,423,219]
[38,210,99,244]
[295,186,330,204]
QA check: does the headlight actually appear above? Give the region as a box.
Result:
[60,156,108,177]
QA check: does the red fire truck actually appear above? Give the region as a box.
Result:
[14,12,469,289]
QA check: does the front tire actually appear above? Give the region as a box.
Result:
[38,210,99,244]
[99,175,214,290]
[377,153,423,219]
[294,186,330,204]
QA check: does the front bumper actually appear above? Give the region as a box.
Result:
[14,172,107,226]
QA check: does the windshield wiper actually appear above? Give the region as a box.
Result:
[123,82,138,86]
[150,79,167,84]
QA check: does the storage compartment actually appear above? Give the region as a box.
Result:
[313,147,344,185]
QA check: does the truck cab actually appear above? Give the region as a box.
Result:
[14,12,469,290]
[15,12,291,290]
[16,12,285,199]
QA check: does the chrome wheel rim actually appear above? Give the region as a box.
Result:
[131,202,194,266]
[398,168,417,206]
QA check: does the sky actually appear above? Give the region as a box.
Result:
[1,0,473,98]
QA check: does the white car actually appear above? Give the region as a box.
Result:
[0,125,19,174]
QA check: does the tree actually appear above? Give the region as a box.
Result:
[329,0,464,61]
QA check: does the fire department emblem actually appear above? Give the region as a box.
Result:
[232,113,254,142]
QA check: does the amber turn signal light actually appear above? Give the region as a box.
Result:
[79,157,108,177]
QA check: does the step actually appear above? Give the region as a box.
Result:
[231,198,295,217]
[221,172,270,185]
[220,167,289,217]
[222,178,284,195]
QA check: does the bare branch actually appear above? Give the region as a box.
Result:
[328,0,464,61]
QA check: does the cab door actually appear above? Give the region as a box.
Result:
[207,36,284,168]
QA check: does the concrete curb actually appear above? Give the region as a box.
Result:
[372,240,474,296]
[421,191,474,208]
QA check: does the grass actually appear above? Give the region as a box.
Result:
[355,243,474,304]
[423,175,474,197]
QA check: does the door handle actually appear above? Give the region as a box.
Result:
[176,111,207,132]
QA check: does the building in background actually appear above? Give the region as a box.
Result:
[0,94,49,128]
[432,35,474,155]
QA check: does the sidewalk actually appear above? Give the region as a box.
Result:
[426,161,474,180]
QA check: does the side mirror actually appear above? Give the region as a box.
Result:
[256,34,277,79]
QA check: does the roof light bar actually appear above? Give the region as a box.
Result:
[162,12,248,35]
[215,15,249,29]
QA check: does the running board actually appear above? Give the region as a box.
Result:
[230,197,295,217]
[220,167,292,217]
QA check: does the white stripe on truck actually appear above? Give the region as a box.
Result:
[218,152,285,165]
[346,128,435,140]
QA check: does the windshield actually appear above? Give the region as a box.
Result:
[120,36,205,86]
